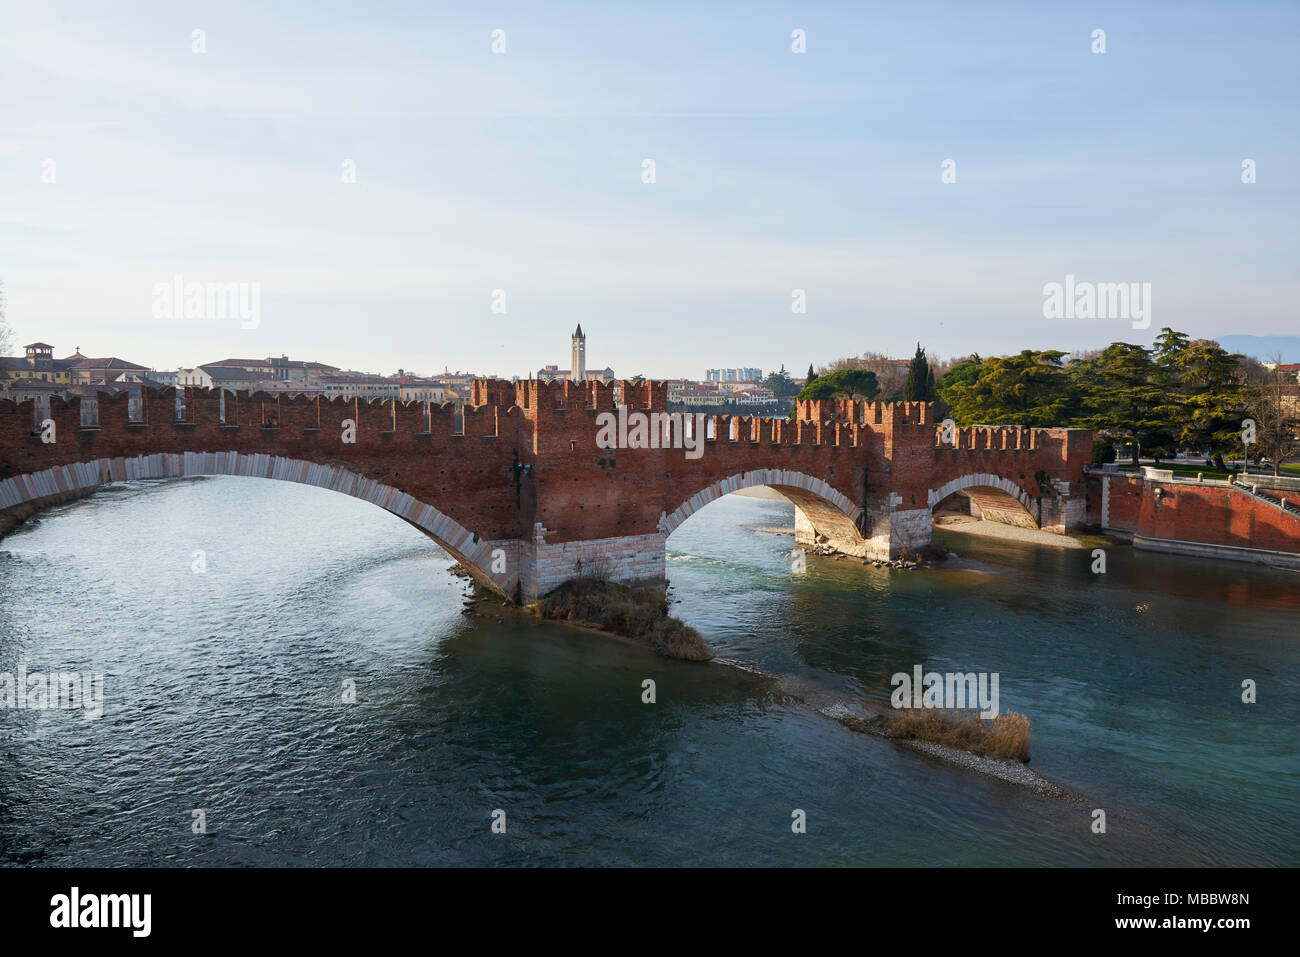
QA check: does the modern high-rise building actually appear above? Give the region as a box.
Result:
[706,367,762,383]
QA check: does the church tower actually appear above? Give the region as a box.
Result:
[570,323,586,382]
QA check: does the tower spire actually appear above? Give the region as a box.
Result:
[570,324,587,381]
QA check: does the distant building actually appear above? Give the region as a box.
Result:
[199,365,271,393]
[71,356,150,385]
[571,324,586,382]
[0,342,83,386]
[394,376,447,403]
[679,388,727,408]
[727,387,779,407]
[201,356,339,384]
[317,375,402,400]
[706,367,762,383]
[537,325,615,382]
[0,376,64,404]
[1272,363,1300,383]
[177,367,214,388]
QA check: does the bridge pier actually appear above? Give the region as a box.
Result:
[1,386,1096,604]
[794,503,933,560]
[519,526,667,603]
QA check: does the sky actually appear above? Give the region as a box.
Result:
[1,1,1297,379]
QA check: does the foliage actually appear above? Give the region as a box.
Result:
[902,343,935,402]
[763,364,800,397]
[0,279,11,357]
[937,350,1075,427]
[794,367,880,403]
[929,330,1271,469]
[1247,356,1300,475]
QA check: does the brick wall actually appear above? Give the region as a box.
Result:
[1091,472,1300,557]
[2,384,1094,596]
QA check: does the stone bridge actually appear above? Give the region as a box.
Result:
[0,381,1092,601]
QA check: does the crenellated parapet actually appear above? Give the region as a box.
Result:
[1,381,1095,601]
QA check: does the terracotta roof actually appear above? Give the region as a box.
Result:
[3,377,63,390]
[73,357,149,371]
[200,365,262,380]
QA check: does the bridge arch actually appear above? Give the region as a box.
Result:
[928,473,1038,528]
[658,469,866,547]
[0,452,515,598]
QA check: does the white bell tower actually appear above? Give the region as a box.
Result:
[570,324,586,381]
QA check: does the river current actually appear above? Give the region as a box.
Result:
[1,477,1295,866]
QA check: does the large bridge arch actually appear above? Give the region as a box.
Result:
[928,473,1038,529]
[0,452,515,598]
[658,469,867,551]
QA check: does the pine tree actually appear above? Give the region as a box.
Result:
[942,351,1074,427]
[806,363,817,384]
[1070,343,1170,464]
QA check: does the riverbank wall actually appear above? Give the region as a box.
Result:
[1087,468,1300,569]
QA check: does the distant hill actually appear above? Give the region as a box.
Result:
[1213,335,1300,363]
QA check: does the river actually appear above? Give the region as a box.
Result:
[0,476,1296,866]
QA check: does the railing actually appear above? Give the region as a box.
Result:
[1231,479,1300,516]
[1238,472,1300,493]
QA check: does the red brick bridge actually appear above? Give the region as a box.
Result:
[0,381,1092,601]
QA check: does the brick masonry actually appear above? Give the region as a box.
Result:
[1088,471,1300,568]
[1,383,1092,600]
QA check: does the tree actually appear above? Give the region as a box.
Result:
[0,279,11,357]
[939,350,1075,428]
[806,363,817,384]
[1070,343,1172,464]
[1163,336,1247,469]
[763,364,800,397]
[794,368,880,403]
[819,351,909,400]
[902,343,935,402]
[1248,356,1299,475]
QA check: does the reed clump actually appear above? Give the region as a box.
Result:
[535,578,713,662]
[886,708,1032,762]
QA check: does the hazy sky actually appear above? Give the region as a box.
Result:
[2,1,1297,378]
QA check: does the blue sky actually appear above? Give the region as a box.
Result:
[1,1,1297,378]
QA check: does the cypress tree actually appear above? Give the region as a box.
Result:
[903,343,929,401]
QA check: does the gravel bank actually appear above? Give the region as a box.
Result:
[934,515,1086,549]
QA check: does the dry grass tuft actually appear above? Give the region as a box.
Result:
[535,578,713,661]
[886,708,1032,762]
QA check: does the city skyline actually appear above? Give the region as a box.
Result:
[2,1,1297,378]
